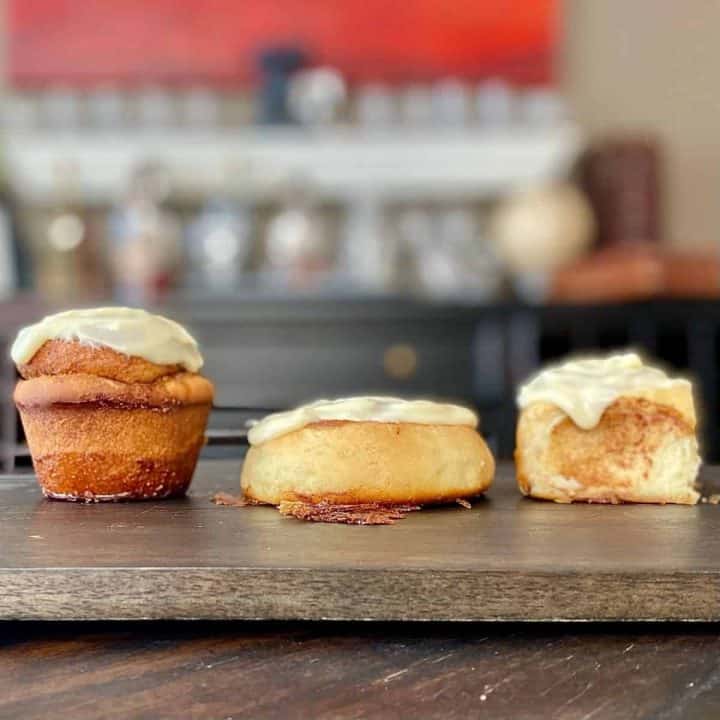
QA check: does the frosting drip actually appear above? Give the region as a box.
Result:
[517,352,690,429]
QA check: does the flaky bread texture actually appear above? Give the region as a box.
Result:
[241,420,495,506]
[15,340,213,501]
[515,392,700,505]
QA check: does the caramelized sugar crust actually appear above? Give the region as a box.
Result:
[14,339,214,502]
[18,339,183,384]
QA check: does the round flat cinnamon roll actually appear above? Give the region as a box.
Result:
[241,396,495,510]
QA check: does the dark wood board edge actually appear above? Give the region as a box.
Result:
[0,568,717,622]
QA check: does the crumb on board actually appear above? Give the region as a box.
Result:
[702,494,720,505]
[277,500,421,525]
[210,493,476,524]
[211,492,258,507]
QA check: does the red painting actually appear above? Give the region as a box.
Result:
[8,0,557,87]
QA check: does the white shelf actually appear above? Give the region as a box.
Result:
[5,125,583,203]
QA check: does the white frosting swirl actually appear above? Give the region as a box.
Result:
[517,352,690,429]
[248,396,478,445]
[11,307,203,372]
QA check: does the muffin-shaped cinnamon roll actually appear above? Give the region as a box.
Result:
[12,308,214,502]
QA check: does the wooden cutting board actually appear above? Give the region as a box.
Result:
[1,460,719,622]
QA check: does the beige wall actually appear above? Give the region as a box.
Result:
[564,0,720,250]
[0,1,5,92]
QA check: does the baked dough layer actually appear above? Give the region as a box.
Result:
[241,420,495,505]
[14,338,213,502]
[515,395,700,505]
[15,370,214,409]
[17,339,183,384]
[20,403,210,501]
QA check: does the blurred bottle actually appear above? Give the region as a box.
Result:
[40,87,82,130]
[256,47,306,124]
[475,80,516,127]
[135,87,176,129]
[263,179,331,291]
[288,67,347,126]
[108,164,182,305]
[433,208,501,300]
[1,92,39,131]
[185,197,253,293]
[338,197,395,292]
[355,84,396,128]
[86,86,127,130]
[431,79,469,128]
[394,206,434,292]
[401,85,433,127]
[399,206,500,300]
[580,138,660,247]
[181,88,220,130]
[40,161,104,303]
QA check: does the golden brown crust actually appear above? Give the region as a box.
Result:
[14,338,214,502]
[241,420,495,506]
[515,396,700,505]
[15,372,214,409]
[18,339,182,383]
[18,403,211,501]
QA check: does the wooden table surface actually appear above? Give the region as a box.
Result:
[3,620,720,719]
[3,460,720,621]
[4,461,720,717]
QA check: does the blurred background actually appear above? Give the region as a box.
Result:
[1,0,720,466]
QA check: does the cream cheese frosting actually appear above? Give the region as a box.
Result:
[10,307,203,372]
[517,352,691,430]
[247,396,478,445]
